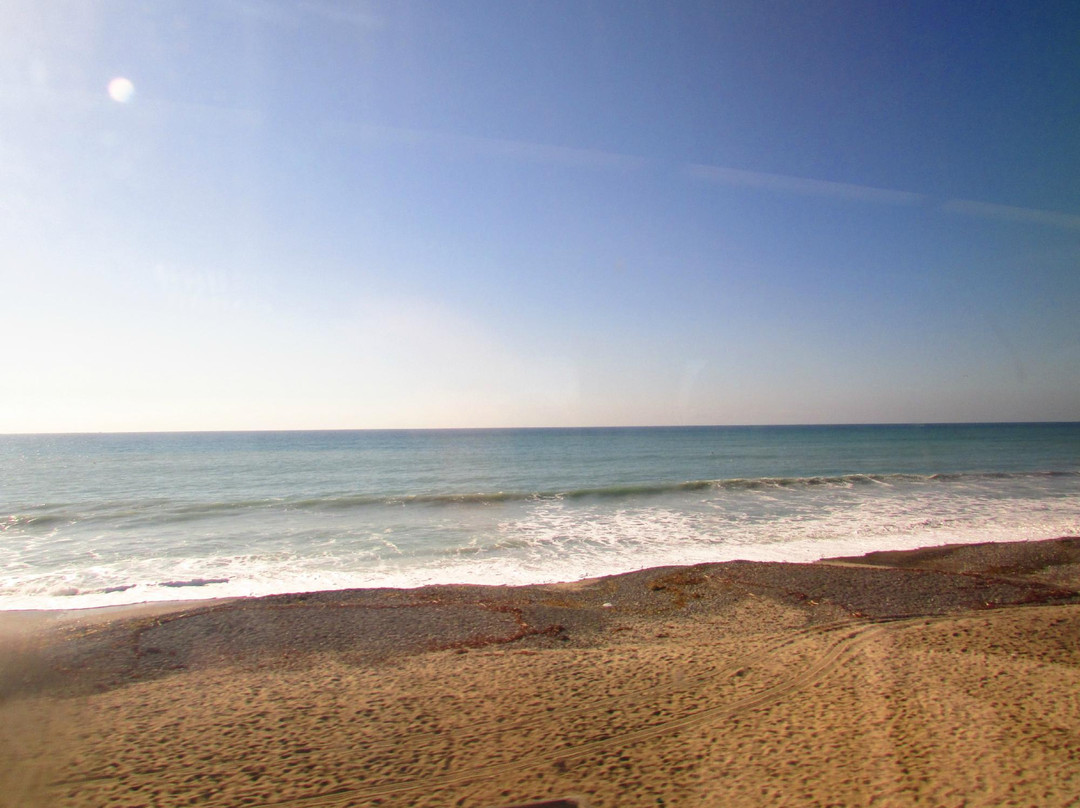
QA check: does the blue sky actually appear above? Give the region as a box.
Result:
[2,0,1078,431]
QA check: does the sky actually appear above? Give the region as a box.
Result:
[2,0,1079,432]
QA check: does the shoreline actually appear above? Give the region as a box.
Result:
[3,537,1080,806]
[5,531,1076,619]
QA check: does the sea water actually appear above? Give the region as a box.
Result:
[2,424,1078,610]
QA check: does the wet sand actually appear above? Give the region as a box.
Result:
[2,537,1080,807]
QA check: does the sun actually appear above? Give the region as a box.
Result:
[107,77,135,103]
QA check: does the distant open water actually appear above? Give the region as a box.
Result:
[2,424,1079,610]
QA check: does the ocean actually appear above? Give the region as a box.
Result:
[2,424,1079,611]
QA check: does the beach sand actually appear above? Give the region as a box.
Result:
[2,538,1080,807]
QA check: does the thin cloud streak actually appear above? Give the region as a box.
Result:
[688,163,1080,233]
[685,163,927,206]
[943,198,1080,232]
[338,122,648,172]
[304,119,1080,232]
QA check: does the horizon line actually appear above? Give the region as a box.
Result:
[3,420,1078,437]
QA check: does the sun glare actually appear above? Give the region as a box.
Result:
[107,76,135,103]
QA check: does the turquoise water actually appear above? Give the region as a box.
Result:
[2,424,1078,609]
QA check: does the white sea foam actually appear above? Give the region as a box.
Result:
[3,469,1078,610]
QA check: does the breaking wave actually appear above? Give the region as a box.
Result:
[7,470,1077,532]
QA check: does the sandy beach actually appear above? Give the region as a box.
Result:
[2,537,1080,807]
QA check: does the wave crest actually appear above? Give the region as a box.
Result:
[6,470,1076,530]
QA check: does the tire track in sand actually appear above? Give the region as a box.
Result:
[256,619,890,807]
[48,617,858,791]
